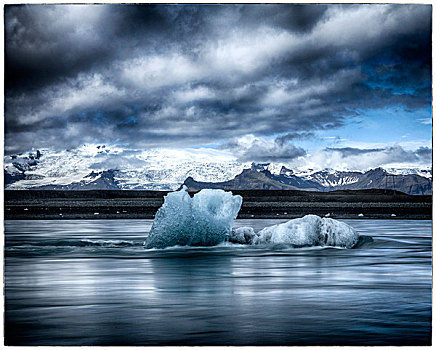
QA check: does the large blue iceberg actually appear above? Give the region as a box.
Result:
[145,186,243,249]
[145,188,359,249]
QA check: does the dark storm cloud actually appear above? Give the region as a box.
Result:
[276,132,315,146]
[415,147,432,160]
[238,4,328,33]
[326,146,432,164]
[222,135,307,163]
[325,147,384,157]
[4,4,432,154]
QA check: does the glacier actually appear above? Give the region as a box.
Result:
[144,186,243,249]
[4,144,248,190]
[145,188,359,249]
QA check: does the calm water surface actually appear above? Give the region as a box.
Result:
[4,219,432,345]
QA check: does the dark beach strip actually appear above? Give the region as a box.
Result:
[4,189,432,220]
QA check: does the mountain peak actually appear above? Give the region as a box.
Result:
[367,167,387,175]
[251,162,270,171]
[280,166,294,176]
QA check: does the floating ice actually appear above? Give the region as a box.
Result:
[145,188,359,249]
[229,227,256,244]
[251,215,359,248]
[145,186,242,249]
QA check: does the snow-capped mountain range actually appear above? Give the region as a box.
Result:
[4,144,432,194]
[4,144,246,190]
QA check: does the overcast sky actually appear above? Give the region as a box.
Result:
[4,4,432,170]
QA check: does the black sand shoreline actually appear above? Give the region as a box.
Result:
[4,189,432,220]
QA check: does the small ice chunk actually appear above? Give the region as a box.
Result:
[252,215,359,248]
[358,213,364,217]
[145,186,242,249]
[229,227,256,244]
[391,214,396,217]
